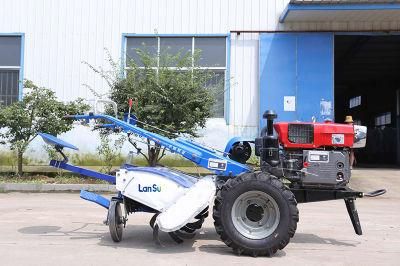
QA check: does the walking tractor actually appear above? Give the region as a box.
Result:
[39,101,386,257]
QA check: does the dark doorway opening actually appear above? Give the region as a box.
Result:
[335,34,400,166]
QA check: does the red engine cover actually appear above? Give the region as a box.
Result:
[274,122,354,149]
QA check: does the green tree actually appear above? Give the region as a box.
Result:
[86,48,218,166]
[96,133,125,174]
[0,80,89,175]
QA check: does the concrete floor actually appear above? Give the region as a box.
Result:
[0,169,399,266]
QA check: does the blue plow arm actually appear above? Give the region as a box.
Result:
[80,190,110,209]
[50,160,116,184]
[67,114,252,177]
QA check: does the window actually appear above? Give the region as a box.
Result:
[349,96,361,109]
[126,37,157,67]
[125,36,227,118]
[0,36,22,105]
[375,112,391,127]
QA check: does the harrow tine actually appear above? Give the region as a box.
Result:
[180,225,196,233]
[153,224,162,247]
[186,218,204,230]
[149,213,159,229]
[174,230,196,239]
[195,208,209,219]
[168,232,184,244]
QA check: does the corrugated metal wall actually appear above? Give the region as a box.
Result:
[1,0,400,149]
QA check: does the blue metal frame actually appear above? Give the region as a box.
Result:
[121,33,231,122]
[280,3,400,23]
[80,190,110,209]
[122,33,229,37]
[50,160,116,184]
[19,33,25,100]
[0,33,24,100]
[225,33,231,124]
[120,34,127,78]
[68,113,251,176]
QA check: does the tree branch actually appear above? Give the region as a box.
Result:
[27,95,37,140]
[127,136,149,162]
[26,134,38,146]
[157,147,167,162]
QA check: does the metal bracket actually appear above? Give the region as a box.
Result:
[80,190,110,209]
[49,160,116,184]
[290,186,363,203]
[291,186,364,235]
[344,198,362,235]
[55,146,69,163]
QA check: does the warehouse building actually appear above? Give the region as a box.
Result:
[0,0,399,165]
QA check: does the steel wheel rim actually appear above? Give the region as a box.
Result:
[231,191,280,239]
[115,203,123,236]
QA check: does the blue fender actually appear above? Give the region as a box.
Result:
[224,137,255,157]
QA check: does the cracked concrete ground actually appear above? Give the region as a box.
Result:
[0,168,399,265]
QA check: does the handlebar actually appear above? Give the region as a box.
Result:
[94,99,118,118]
[364,189,387,197]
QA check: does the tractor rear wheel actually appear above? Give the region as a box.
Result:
[213,172,299,256]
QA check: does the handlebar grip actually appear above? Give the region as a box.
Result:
[364,189,386,197]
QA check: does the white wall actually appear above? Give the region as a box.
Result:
[2,0,400,154]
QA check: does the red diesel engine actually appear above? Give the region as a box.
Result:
[274,122,354,149]
[255,111,367,189]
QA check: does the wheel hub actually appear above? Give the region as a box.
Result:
[246,204,264,222]
[231,191,280,239]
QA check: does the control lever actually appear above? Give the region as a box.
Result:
[364,189,387,197]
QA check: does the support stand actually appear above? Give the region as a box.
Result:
[344,198,362,235]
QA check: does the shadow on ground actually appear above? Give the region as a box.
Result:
[17,223,359,257]
[18,222,107,240]
[291,233,359,247]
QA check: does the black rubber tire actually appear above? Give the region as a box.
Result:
[108,200,123,242]
[213,172,299,257]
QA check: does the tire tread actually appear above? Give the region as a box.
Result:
[213,172,299,256]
